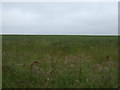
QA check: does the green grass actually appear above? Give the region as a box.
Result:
[2,35,118,88]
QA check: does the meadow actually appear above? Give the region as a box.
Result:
[2,35,118,88]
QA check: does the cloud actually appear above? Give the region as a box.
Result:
[2,2,118,35]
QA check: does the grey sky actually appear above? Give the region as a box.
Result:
[2,2,118,35]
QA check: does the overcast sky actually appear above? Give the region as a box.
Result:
[2,2,118,35]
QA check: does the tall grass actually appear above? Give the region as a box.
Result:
[2,35,118,88]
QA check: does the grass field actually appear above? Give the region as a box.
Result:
[2,35,118,88]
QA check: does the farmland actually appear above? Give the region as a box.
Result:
[2,35,118,88]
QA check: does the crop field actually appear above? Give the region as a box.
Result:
[2,35,118,88]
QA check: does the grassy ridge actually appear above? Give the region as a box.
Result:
[2,35,118,88]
